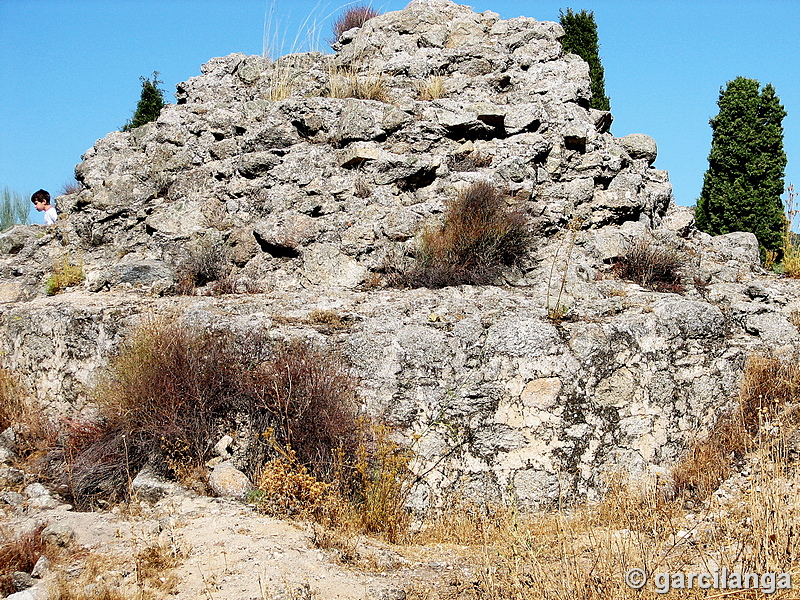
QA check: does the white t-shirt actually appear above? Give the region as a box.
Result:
[44,206,58,225]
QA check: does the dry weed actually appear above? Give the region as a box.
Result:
[46,255,84,295]
[325,65,388,102]
[417,75,446,101]
[0,525,49,596]
[330,4,379,43]
[782,183,800,278]
[614,234,686,292]
[389,181,531,288]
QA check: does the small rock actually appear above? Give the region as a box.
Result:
[1,491,25,505]
[207,461,252,499]
[41,523,75,547]
[131,465,186,503]
[368,588,406,600]
[12,571,34,591]
[213,435,234,458]
[31,555,50,578]
[4,583,48,600]
[0,466,25,487]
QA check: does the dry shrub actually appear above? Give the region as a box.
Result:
[0,525,48,596]
[390,181,531,288]
[673,354,800,500]
[236,338,360,479]
[51,317,241,506]
[60,179,82,196]
[175,241,230,295]
[330,4,379,42]
[49,316,363,509]
[351,424,414,543]
[446,151,493,172]
[46,255,85,295]
[251,441,331,518]
[614,234,686,292]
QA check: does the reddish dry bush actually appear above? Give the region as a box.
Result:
[236,339,360,480]
[175,242,231,295]
[614,235,687,292]
[0,525,48,596]
[390,181,531,288]
[50,317,361,507]
[330,4,379,42]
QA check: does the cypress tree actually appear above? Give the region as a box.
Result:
[559,8,610,111]
[123,72,166,131]
[695,77,787,254]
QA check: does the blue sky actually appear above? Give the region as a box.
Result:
[1,0,798,225]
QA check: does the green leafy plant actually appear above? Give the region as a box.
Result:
[122,72,166,131]
[695,77,787,256]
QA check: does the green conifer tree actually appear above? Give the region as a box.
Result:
[559,8,610,111]
[122,72,166,131]
[695,77,787,254]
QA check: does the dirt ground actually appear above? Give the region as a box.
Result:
[1,491,473,600]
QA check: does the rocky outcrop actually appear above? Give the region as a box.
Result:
[0,0,798,509]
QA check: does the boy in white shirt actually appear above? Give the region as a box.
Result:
[31,189,58,225]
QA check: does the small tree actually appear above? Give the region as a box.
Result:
[695,77,787,255]
[1,187,30,231]
[122,72,166,131]
[559,8,610,111]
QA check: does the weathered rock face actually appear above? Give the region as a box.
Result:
[0,0,798,509]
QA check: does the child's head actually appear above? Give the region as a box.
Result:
[31,189,51,211]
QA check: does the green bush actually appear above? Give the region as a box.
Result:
[122,72,166,131]
[1,187,29,231]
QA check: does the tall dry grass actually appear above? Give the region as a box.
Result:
[782,183,800,278]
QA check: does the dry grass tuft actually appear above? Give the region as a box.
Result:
[417,75,446,101]
[389,181,531,288]
[782,183,800,278]
[446,151,492,172]
[673,353,800,500]
[0,525,48,596]
[325,65,388,102]
[46,255,85,295]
